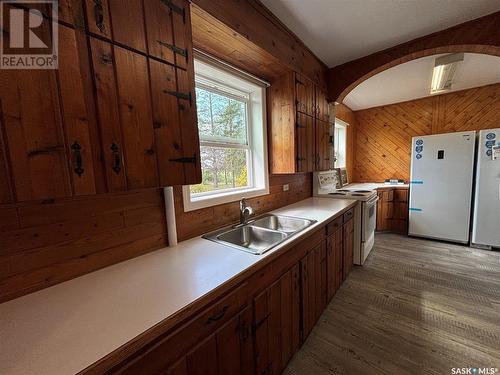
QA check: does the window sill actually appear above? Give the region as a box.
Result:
[182,186,269,212]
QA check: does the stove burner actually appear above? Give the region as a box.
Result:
[329,192,347,196]
[350,193,366,196]
[337,189,350,192]
[354,190,371,193]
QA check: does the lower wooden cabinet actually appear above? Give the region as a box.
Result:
[342,215,354,280]
[254,265,300,375]
[102,209,357,375]
[300,242,327,340]
[376,187,409,234]
[326,227,343,301]
[165,306,254,375]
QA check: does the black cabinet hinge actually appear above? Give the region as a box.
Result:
[162,90,192,105]
[329,135,334,144]
[157,40,187,58]
[160,0,185,22]
[296,123,306,129]
[296,156,306,162]
[169,156,196,164]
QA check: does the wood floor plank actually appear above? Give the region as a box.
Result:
[284,233,500,375]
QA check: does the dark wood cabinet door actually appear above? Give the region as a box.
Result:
[186,335,218,375]
[315,87,329,122]
[215,306,254,375]
[108,0,147,53]
[144,0,176,65]
[89,37,128,192]
[113,46,159,189]
[171,0,192,70]
[254,265,300,375]
[300,243,326,341]
[326,232,342,302]
[296,113,315,173]
[84,0,112,39]
[315,119,331,171]
[296,74,315,117]
[0,42,71,202]
[58,25,100,196]
[149,60,186,186]
[343,218,354,280]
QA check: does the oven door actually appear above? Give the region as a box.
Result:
[362,195,379,241]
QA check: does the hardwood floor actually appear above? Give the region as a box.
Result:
[284,233,500,375]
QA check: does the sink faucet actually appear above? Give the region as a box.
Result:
[239,198,254,225]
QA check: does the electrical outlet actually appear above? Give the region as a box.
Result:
[283,184,289,192]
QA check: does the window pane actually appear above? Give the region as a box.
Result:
[190,146,249,194]
[195,87,247,144]
[334,124,346,168]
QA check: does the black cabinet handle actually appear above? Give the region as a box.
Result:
[93,0,105,32]
[71,141,84,177]
[206,305,229,324]
[110,143,121,174]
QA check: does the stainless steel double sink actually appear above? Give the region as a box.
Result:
[203,214,317,255]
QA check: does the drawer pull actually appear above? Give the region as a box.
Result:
[206,305,228,324]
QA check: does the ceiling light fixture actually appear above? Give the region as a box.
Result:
[430,53,464,94]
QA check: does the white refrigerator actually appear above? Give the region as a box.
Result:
[409,131,476,243]
[472,128,500,248]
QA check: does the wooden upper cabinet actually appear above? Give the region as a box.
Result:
[0,30,71,201]
[270,71,331,174]
[315,87,329,122]
[144,0,176,65]
[58,25,100,196]
[296,113,315,173]
[84,0,112,39]
[89,37,128,192]
[295,73,315,117]
[113,46,159,189]
[315,119,331,171]
[108,0,147,53]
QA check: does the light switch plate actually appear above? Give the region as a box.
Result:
[283,184,289,191]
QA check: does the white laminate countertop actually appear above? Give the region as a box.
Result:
[0,197,356,375]
[346,182,409,190]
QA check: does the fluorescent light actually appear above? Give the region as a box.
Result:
[430,53,464,94]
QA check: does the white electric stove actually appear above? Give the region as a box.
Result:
[313,170,379,265]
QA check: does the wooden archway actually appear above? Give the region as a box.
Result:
[328,11,500,103]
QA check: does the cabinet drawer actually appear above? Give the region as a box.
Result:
[343,208,354,223]
[116,283,248,374]
[326,216,343,235]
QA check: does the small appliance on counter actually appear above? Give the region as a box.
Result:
[384,179,406,185]
[313,170,379,265]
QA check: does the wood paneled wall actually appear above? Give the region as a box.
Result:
[0,190,167,303]
[174,174,311,241]
[352,83,500,182]
[335,104,358,181]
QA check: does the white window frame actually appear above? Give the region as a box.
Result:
[182,54,269,212]
[334,119,348,169]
